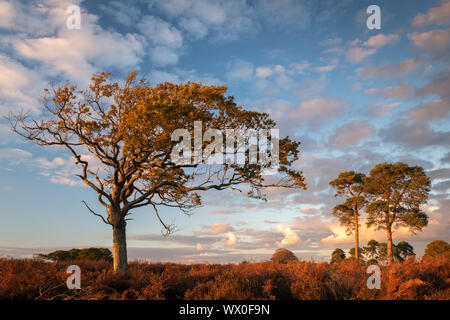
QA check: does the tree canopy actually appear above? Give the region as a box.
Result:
[364,162,430,264]
[423,240,450,259]
[348,247,364,259]
[374,241,414,263]
[365,162,430,233]
[271,248,298,264]
[36,248,112,262]
[363,239,380,260]
[330,248,346,264]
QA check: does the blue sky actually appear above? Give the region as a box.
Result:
[0,0,449,262]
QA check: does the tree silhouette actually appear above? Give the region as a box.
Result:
[271,248,298,264]
[396,241,414,261]
[37,248,112,262]
[364,162,430,264]
[329,171,366,260]
[10,72,306,272]
[348,247,364,260]
[423,240,450,259]
[376,241,414,263]
[330,248,346,264]
[363,239,380,261]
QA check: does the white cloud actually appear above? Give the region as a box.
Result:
[320,221,384,246]
[288,61,310,74]
[149,68,222,86]
[346,46,376,64]
[345,34,398,65]
[223,232,237,247]
[255,64,286,78]
[0,1,15,29]
[197,222,234,235]
[179,17,208,39]
[275,224,300,247]
[0,54,46,115]
[226,59,254,81]
[33,155,91,187]
[150,46,179,66]
[49,176,82,186]
[138,15,183,48]
[152,0,257,41]
[255,66,273,78]
[0,149,104,187]
[148,70,181,84]
[0,0,69,36]
[365,33,399,48]
[11,1,144,84]
[315,57,339,73]
[0,148,32,162]
[199,252,220,257]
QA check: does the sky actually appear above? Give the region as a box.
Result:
[0,0,449,263]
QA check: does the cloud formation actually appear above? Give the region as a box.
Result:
[412,1,450,27]
[329,120,375,148]
[357,58,422,79]
[409,29,450,61]
[275,224,301,247]
[365,33,399,48]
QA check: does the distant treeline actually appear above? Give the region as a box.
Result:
[331,239,450,264]
[36,248,112,262]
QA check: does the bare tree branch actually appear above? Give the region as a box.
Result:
[82,200,111,225]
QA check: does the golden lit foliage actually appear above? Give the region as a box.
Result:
[9,72,306,272]
[0,256,448,300]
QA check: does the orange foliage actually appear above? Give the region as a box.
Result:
[0,256,448,300]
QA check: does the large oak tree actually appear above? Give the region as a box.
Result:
[10,72,306,272]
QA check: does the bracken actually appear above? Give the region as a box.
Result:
[0,256,448,300]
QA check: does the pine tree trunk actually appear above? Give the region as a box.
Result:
[387,226,393,265]
[112,219,128,273]
[354,211,359,260]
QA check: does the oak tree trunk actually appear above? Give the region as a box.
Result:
[112,219,128,273]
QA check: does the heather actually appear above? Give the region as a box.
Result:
[0,256,448,300]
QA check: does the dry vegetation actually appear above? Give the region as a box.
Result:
[0,256,448,300]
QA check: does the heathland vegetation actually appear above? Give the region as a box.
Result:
[1,240,448,300]
[1,253,448,300]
